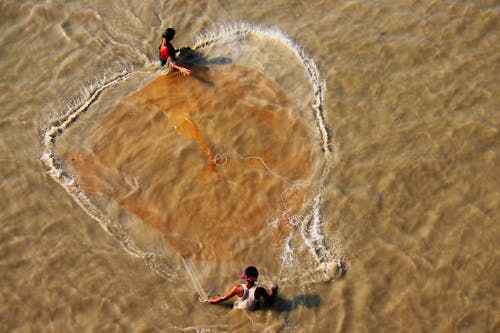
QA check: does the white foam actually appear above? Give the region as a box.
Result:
[301,195,331,263]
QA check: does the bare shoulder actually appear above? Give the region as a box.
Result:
[233,284,245,296]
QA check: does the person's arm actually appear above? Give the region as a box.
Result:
[169,60,191,76]
[256,285,279,305]
[203,284,241,304]
[161,39,191,76]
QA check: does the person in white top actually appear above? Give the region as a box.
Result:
[203,266,278,310]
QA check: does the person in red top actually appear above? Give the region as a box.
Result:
[158,28,191,76]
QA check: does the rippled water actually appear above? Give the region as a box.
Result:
[1,1,499,332]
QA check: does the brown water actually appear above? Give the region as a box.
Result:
[1,0,499,332]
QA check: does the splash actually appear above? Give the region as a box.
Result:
[41,23,342,285]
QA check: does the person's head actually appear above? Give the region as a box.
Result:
[162,28,175,41]
[241,266,258,282]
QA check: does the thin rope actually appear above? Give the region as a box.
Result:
[181,256,206,300]
[233,152,291,185]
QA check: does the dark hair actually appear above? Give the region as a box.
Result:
[162,28,175,40]
[244,266,258,278]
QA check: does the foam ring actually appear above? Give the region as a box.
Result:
[41,24,343,285]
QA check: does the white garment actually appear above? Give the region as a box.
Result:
[233,284,259,311]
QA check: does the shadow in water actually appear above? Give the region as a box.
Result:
[179,46,232,67]
[270,294,322,313]
[177,47,232,87]
[205,56,233,65]
[208,294,321,312]
[190,71,215,87]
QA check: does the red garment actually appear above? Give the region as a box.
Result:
[159,41,175,64]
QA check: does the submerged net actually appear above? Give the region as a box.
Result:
[41,24,344,290]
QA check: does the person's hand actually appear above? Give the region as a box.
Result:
[202,295,210,302]
[179,67,191,76]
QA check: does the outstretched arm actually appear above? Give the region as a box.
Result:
[168,58,191,76]
[203,284,240,304]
